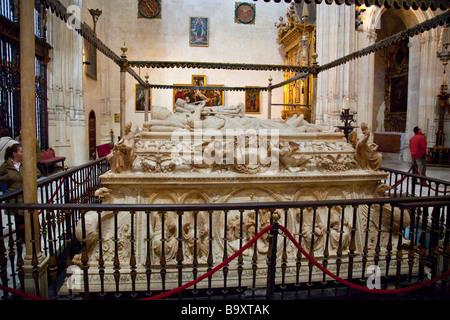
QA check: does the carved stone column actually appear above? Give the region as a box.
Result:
[316,4,358,130]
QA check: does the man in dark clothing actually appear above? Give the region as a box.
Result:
[409,126,427,176]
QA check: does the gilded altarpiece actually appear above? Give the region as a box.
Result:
[277,23,315,122]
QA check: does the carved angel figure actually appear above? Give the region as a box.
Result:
[279,140,310,172]
[107,122,136,173]
[355,122,382,171]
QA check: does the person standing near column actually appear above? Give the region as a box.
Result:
[409,126,428,176]
[0,144,41,239]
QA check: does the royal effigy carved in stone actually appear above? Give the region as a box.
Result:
[69,102,412,293]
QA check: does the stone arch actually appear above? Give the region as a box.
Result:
[179,190,211,204]
[362,7,440,158]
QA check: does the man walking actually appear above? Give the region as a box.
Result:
[409,126,427,176]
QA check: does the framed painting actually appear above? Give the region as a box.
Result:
[245,87,261,114]
[173,86,224,108]
[84,24,97,80]
[190,17,209,47]
[173,75,224,108]
[389,74,408,114]
[192,75,206,87]
[84,41,97,80]
[135,84,151,113]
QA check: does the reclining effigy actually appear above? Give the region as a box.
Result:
[69,102,412,293]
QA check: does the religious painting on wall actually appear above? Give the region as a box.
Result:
[383,40,409,132]
[135,84,151,113]
[84,36,97,80]
[192,75,206,87]
[234,2,256,24]
[389,74,408,114]
[245,88,261,114]
[190,17,209,47]
[137,0,162,19]
[173,75,224,109]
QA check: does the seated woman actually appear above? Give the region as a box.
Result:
[0,144,41,239]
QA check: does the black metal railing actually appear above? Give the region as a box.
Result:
[0,157,110,296]
[0,194,448,300]
[380,167,449,198]
[0,161,449,300]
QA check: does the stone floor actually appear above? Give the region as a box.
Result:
[382,158,450,182]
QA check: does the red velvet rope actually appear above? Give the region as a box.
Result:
[1,178,65,239]
[389,168,410,188]
[279,224,450,295]
[141,224,274,300]
[68,167,94,185]
[0,223,449,300]
[389,168,448,194]
[0,283,49,300]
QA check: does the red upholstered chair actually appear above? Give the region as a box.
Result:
[97,143,112,158]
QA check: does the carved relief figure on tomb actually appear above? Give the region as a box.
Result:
[152,220,178,262]
[100,216,132,263]
[151,212,179,263]
[221,209,274,257]
[328,207,352,253]
[279,140,310,172]
[298,208,325,254]
[355,122,382,171]
[257,209,272,254]
[107,122,136,173]
[72,187,126,266]
[360,183,411,252]
[361,204,410,252]
[315,153,358,171]
[227,214,241,241]
[182,211,209,263]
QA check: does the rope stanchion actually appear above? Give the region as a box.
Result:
[279,224,450,295]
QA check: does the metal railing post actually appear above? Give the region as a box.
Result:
[267,211,280,299]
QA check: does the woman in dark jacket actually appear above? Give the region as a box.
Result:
[0,144,41,239]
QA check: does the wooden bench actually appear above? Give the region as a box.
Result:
[38,148,66,176]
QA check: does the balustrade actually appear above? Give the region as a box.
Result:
[0,163,448,300]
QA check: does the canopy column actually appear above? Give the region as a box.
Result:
[20,0,48,298]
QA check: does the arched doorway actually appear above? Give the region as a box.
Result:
[374,10,409,133]
[88,110,96,160]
